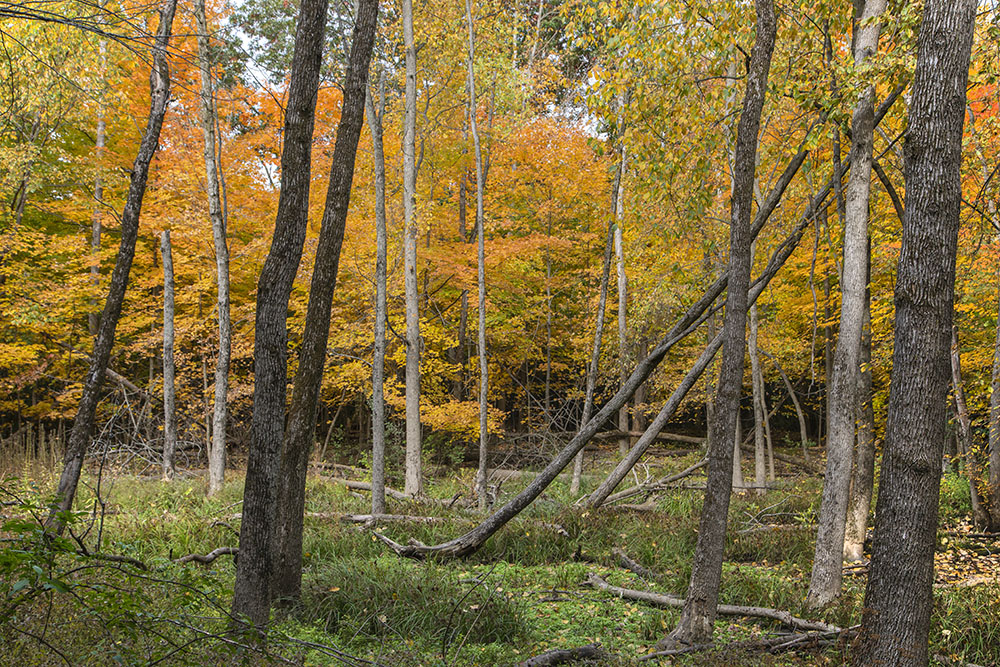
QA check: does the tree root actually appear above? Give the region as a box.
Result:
[585,573,839,633]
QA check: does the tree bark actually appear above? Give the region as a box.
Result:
[614,148,629,456]
[843,242,875,562]
[89,39,106,338]
[807,0,887,609]
[367,73,388,516]
[230,0,329,631]
[194,0,231,497]
[160,230,176,481]
[990,264,1000,528]
[748,253,766,496]
[271,0,380,606]
[852,2,975,663]
[402,0,422,497]
[48,0,177,527]
[664,0,775,646]
[465,0,490,511]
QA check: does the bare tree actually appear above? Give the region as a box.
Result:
[48,0,177,527]
[853,1,976,662]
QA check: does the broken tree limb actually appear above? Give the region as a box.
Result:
[598,459,708,505]
[595,430,704,445]
[638,627,855,661]
[516,643,607,666]
[612,547,663,581]
[586,573,839,633]
[175,546,237,564]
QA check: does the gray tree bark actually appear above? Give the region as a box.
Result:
[614,148,629,456]
[852,1,975,662]
[402,0,422,497]
[89,40,106,338]
[663,0,774,645]
[990,263,1000,528]
[194,0,231,497]
[160,230,176,481]
[807,0,887,609]
[748,248,767,496]
[367,73,388,515]
[950,325,990,529]
[230,0,329,630]
[48,0,176,527]
[465,0,490,510]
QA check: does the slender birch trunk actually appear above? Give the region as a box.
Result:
[160,230,176,481]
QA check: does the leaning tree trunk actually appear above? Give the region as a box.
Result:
[852,2,975,663]
[48,0,177,528]
[230,0,330,631]
[807,0,887,609]
[367,73,388,515]
[570,179,618,495]
[160,230,176,481]
[271,0,380,606]
[402,0,422,497]
[662,0,775,646]
[465,0,490,511]
[194,0,231,497]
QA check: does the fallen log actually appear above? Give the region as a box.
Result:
[516,643,607,666]
[586,573,839,634]
[599,459,707,505]
[612,548,663,581]
[176,546,237,565]
[638,627,855,661]
[596,430,705,445]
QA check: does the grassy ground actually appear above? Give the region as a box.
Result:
[2,451,998,666]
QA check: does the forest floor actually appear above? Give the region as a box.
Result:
[2,447,999,666]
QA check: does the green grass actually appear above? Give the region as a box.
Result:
[1,455,997,665]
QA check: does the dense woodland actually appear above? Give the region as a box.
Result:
[2,0,1000,664]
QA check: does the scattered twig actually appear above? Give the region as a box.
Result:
[586,573,839,633]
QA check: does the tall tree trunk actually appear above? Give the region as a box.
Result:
[452,171,469,402]
[570,218,615,495]
[465,0,490,511]
[48,0,177,527]
[663,0,774,645]
[852,2,975,663]
[231,0,329,630]
[160,230,176,481]
[614,149,629,456]
[807,0,887,609]
[749,244,766,496]
[367,73,388,516]
[733,416,745,491]
[990,266,1000,528]
[402,0,422,497]
[950,326,990,529]
[271,0,380,606]
[194,0,231,497]
[844,241,875,562]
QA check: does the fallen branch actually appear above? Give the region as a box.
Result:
[175,546,237,564]
[638,627,856,661]
[516,643,607,666]
[599,459,707,506]
[736,524,814,536]
[586,573,839,633]
[612,548,663,581]
[332,478,412,501]
[596,430,704,445]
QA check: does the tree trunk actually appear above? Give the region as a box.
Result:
[760,348,809,458]
[807,0,888,610]
[452,171,469,402]
[270,0,379,606]
[230,0,330,631]
[852,3,975,663]
[990,267,1000,528]
[465,0,490,511]
[664,0,774,646]
[89,40,106,338]
[844,243,875,562]
[402,0,422,497]
[570,171,620,495]
[749,252,766,496]
[950,326,990,529]
[614,148,629,456]
[367,73,388,516]
[48,0,177,527]
[194,0,231,497]
[161,230,176,481]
